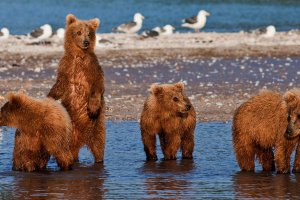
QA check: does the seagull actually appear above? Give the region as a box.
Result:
[141,29,159,38]
[0,27,9,40]
[141,25,175,38]
[113,13,144,34]
[247,25,276,38]
[158,25,175,36]
[262,25,276,38]
[27,24,53,41]
[55,28,65,39]
[182,10,210,32]
[96,34,112,47]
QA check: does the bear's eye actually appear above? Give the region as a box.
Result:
[88,31,94,37]
[77,31,82,36]
[173,97,179,102]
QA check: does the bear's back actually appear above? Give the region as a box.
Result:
[42,98,72,131]
[233,90,285,144]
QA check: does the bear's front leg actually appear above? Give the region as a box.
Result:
[87,93,102,119]
[293,142,300,173]
[163,134,181,160]
[47,75,65,100]
[141,129,158,161]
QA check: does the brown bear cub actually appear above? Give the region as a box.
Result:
[140,82,196,161]
[0,92,74,172]
[48,14,105,163]
[232,89,300,174]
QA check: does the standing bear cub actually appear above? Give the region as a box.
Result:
[48,14,105,163]
[140,82,196,161]
[232,89,300,174]
[0,92,74,172]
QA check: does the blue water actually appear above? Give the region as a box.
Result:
[1,121,300,199]
[0,0,299,34]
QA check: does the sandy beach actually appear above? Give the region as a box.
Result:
[1,31,300,121]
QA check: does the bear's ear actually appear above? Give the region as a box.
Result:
[7,91,26,106]
[66,14,77,27]
[284,91,297,105]
[175,82,184,91]
[7,92,15,103]
[90,18,100,30]
[0,95,4,102]
[7,92,22,107]
[150,84,163,96]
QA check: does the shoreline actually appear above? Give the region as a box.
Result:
[1,32,300,122]
[1,32,300,57]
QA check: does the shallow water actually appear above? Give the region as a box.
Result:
[1,121,300,199]
[0,0,299,34]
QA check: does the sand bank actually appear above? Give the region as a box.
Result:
[0,32,300,121]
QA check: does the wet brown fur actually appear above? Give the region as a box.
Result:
[232,89,300,173]
[140,82,196,161]
[48,14,105,163]
[0,92,74,172]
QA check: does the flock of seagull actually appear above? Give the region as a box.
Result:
[0,10,211,42]
[0,9,281,43]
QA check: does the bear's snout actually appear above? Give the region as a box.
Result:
[83,40,90,47]
[286,127,292,135]
[285,125,296,138]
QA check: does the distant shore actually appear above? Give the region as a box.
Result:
[1,32,300,122]
[1,32,300,57]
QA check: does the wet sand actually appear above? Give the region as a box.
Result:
[1,32,300,121]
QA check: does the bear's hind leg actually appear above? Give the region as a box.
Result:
[234,142,255,172]
[37,148,50,170]
[88,119,106,163]
[55,151,74,170]
[13,130,40,172]
[256,146,275,171]
[275,144,292,174]
[88,134,105,163]
[13,155,38,172]
[158,132,166,155]
[71,127,83,162]
[142,130,158,161]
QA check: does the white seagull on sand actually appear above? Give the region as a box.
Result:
[251,25,276,38]
[113,13,144,34]
[142,25,175,38]
[55,28,65,39]
[0,27,9,40]
[155,25,175,36]
[27,24,53,41]
[182,10,210,32]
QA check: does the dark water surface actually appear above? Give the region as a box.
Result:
[1,121,300,199]
[0,0,299,34]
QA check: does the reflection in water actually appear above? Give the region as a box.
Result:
[233,172,300,199]
[3,122,300,198]
[6,163,107,199]
[141,160,195,199]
